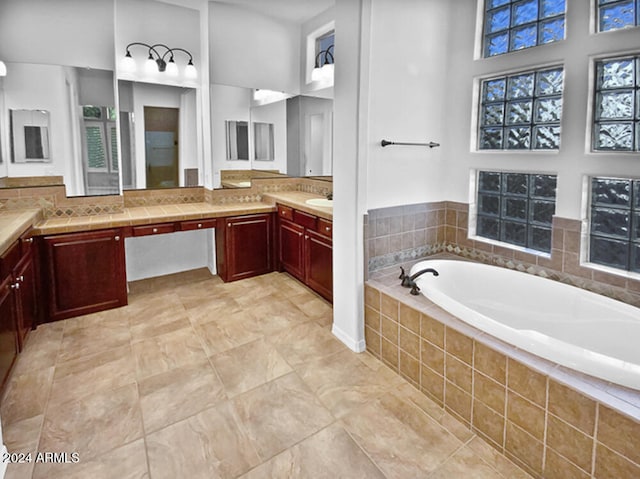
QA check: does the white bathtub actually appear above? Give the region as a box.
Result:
[409,259,640,391]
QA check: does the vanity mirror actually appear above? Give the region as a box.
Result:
[1,62,117,196]
[212,83,333,188]
[225,120,249,161]
[118,80,201,190]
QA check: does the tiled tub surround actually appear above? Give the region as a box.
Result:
[365,275,640,479]
[366,201,640,308]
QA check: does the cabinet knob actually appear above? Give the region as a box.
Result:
[24,237,33,244]
[152,228,158,233]
[298,232,302,237]
[305,235,309,240]
[18,275,24,283]
[115,236,121,241]
[197,223,202,228]
[325,226,330,231]
[228,223,231,228]
[11,283,19,290]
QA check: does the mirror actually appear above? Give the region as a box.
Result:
[225,120,249,161]
[118,80,200,190]
[1,62,115,195]
[10,109,51,162]
[211,84,333,188]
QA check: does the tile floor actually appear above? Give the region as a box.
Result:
[0,269,532,478]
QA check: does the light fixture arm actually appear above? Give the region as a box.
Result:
[314,44,334,68]
[123,42,195,74]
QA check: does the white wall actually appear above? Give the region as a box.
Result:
[210,83,252,187]
[115,0,201,88]
[300,6,336,97]
[0,0,114,69]
[125,229,214,281]
[208,2,300,93]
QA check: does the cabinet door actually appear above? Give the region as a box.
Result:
[0,276,18,390]
[223,214,273,282]
[305,229,333,302]
[44,229,127,322]
[14,253,37,350]
[279,218,305,281]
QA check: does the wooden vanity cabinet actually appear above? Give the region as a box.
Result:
[277,205,333,302]
[216,213,274,282]
[42,228,127,322]
[0,275,18,391]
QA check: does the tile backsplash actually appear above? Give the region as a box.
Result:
[365,201,640,308]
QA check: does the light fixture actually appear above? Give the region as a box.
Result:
[312,44,334,82]
[121,42,196,79]
[0,61,7,77]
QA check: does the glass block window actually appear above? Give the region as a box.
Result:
[598,0,640,32]
[484,0,566,57]
[593,56,640,151]
[476,171,557,253]
[590,177,640,272]
[479,67,564,150]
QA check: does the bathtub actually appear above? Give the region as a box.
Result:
[409,259,640,391]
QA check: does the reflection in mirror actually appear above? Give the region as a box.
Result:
[11,109,51,162]
[225,120,249,161]
[118,80,200,190]
[2,63,116,196]
[253,122,274,162]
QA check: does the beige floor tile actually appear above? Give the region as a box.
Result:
[48,345,136,408]
[1,367,54,426]
[341,392,463,477]
[146,402,260,479]
[138,359,226,433]
[232,372,334,461]
[239,424,386,479]
[11,322,64,376]
[297,349,402,418]
[39,383,144,462]
[211,338,292,397]
[429,446,506,479]
[3,416,41,479]
[248,299,310,336]
[292,294,333,320]
[132,326,207,379]
[267,321,345,368]
[31,439,148,479]
[57,314,130,364]
[467,437,533,479]
[185,295,243,324]
[195,311,263,356]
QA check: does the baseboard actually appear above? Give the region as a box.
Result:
[331,324,366,353]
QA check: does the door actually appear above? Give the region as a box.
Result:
[224,214,273,282]
[301,97,333,176]
[279,218,305,281]
[144,107,179,188]
[44,229,127,321]
[305,229,333,302]
[0,275,18,389]
[14,253,36,350]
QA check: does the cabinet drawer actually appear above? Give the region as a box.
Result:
[293,210,317,230]
[132,223,176,237]
[277,205,293,221]
[180,218,218,231]
[316,218,333,239]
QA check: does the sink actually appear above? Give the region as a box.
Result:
[236,181,251,187]
[305,198,333,208]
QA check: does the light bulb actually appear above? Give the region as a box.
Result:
[120,53,136,73]
[185,61,197,79]
[0,61,6,77]
[145,55,157,74]
[311,67,323,82]
[166,59,178,77]
[322,63,334,81]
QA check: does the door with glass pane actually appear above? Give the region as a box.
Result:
[82,106,119,195]
[144,107,179,188]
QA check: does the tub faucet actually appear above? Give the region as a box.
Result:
[399,266,439,295]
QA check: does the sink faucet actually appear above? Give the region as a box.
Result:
[326,192,333,200]
[399,266,439,295]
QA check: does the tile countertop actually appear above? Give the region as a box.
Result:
[0,192,332,257]
[261,191,333,220]
[0,208,42,255]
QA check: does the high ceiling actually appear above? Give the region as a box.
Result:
[158,0,335,24]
